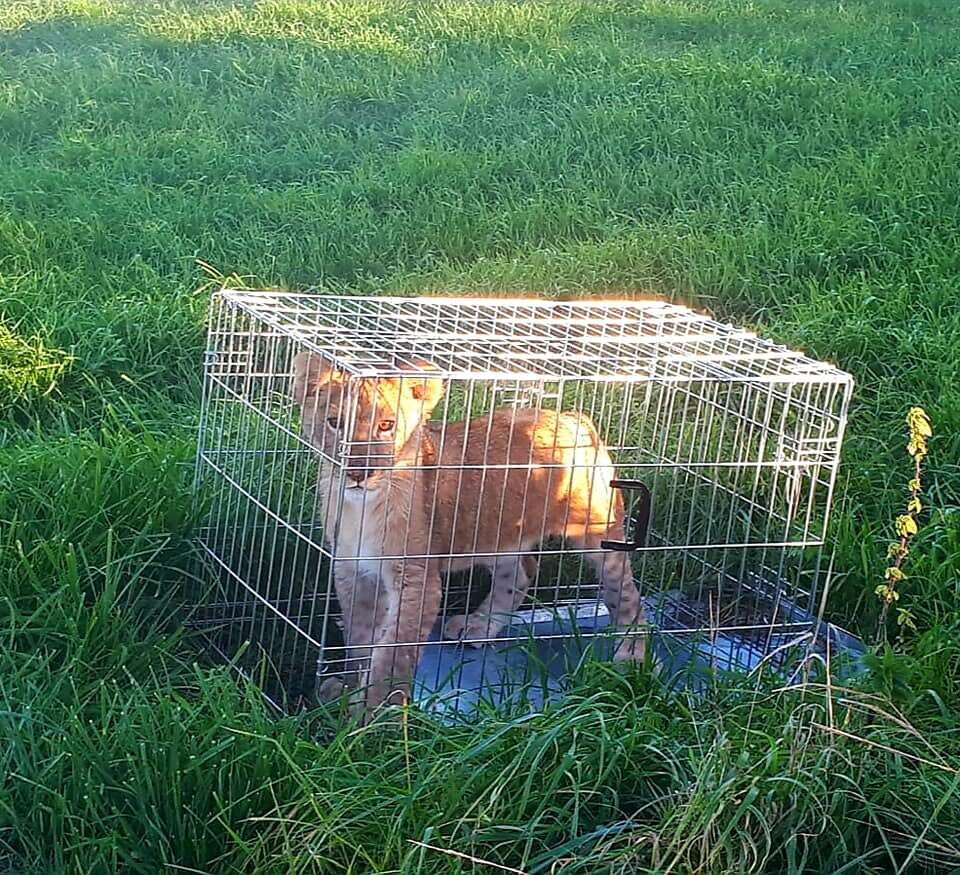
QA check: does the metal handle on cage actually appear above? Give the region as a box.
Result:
[600,480,652,552]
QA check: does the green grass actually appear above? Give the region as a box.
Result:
[1,0,959,871]
[0,320,72,408]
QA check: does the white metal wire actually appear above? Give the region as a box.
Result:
[191,290,854,714]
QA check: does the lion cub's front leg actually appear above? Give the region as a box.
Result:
[318,563,385,706]
[322,558,442,720]
[362,557,442,719]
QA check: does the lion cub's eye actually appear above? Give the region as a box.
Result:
[376,419,395,434]
[326,416,342,430]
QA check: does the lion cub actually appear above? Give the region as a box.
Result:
[292,351,647,717]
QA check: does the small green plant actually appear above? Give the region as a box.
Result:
[875,407,932,639]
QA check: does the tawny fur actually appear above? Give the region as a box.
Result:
[292,351,647,719]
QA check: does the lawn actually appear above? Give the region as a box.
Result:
[1,0,959,872]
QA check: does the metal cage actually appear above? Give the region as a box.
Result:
[191,290,854,714]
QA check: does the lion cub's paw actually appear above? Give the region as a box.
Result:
[613,633,662,675]
[443,613,502,647]
[613,633,649,663]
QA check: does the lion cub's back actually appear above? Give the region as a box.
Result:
[429,408,618,558]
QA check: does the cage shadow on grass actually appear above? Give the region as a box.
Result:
[188,521,333,708]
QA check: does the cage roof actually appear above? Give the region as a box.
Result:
[218,290,854,385]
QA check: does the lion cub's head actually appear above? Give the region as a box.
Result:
[292,351,444,487]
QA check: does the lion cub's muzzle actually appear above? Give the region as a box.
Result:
[344,440,395,485]
[345,468,368,486]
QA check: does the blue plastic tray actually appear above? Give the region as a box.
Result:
[410,592,866,717]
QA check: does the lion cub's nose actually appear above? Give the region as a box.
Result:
[346,468,367,485]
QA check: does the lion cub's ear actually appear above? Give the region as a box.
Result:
[292,351,334,406]
[399,358,445,415]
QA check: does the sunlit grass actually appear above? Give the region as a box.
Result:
[0,320,72,406]
[1,0,959,871]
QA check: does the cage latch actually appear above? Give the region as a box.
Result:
[600,480,652,552]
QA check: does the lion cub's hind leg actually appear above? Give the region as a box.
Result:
[578,530,648,664]
[443,554,536,646]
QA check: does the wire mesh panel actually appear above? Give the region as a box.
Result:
[192,291,853,715]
